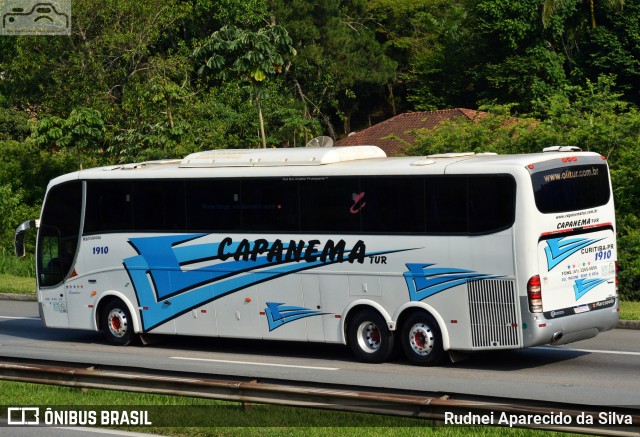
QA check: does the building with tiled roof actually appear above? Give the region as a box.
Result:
[335,108,486,156]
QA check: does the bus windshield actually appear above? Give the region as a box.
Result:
[37,181,82,287]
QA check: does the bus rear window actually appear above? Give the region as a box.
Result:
[531,164,610,213]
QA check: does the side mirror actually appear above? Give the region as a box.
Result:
[15,219,39,257]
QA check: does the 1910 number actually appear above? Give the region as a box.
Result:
[92,246,109,255]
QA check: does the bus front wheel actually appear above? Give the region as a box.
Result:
[101,299,136,346]
[347,309,395,363]
[400,311,445,366]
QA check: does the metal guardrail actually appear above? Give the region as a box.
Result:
[0,358,638,435]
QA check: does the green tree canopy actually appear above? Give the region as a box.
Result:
[194,24,296,148]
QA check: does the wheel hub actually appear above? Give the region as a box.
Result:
[408,323,434,356]
[107,309,128,338]
[357,321,381,353]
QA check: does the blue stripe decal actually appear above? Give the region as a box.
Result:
[403,263,498,302]
[544,237,603,271]
[573,278,609,301]
[123,234,408,331]
[265,302,323,331]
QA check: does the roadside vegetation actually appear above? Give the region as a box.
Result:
[619,301,640,320]
[0,274,34,294]
[0,251,36,294]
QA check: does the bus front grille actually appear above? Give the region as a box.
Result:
[468,279,521,349]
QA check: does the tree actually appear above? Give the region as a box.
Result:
[269,0,397,136]
[0,0,191,114]
[542,0,624,29]
[0,184,32,255]
[186,0,268,37]
[410,104,542,156]
[577,1,640,105]
[0,101,29,142]
[193,24,296,148]
[471,0,570,111]
[366,0,474,111]
[32,108,105,169]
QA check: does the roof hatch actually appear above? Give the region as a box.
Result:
[179,146,386,168]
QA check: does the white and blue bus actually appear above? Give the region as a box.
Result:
[15,145,619,365]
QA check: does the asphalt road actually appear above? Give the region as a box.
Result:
[0,420,160,437]
[1,300,639,407]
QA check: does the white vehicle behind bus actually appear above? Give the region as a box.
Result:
[15,145,619,365]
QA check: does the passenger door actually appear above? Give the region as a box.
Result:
[37,226,70,327]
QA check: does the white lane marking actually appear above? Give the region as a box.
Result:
[0,316,40,320]
[536,346,640,356]
[171,356,339,371]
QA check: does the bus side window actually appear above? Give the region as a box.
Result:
[299,178,361,233]
[241,178,299,232]
[468,175,515,233]
[133,180,186,231]
[360,177,425,233]
[425,177,468,233]
[85,181,133,233]
[185,179,241,232]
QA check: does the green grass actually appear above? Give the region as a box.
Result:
[0,252,36,294]
[0,380,578,436]
[0,251,36,277]
[621,300,640,320]
[0,273,36,294]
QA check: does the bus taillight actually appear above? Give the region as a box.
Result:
[528,275,543,313]
[615,261,619,292]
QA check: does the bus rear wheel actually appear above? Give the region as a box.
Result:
[400,312,445,366]
[347,309,395,363]
[101,299,136,346]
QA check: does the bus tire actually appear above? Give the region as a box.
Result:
[400,311,445,366]
[347,309,395,363]
[101,299,136,346]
